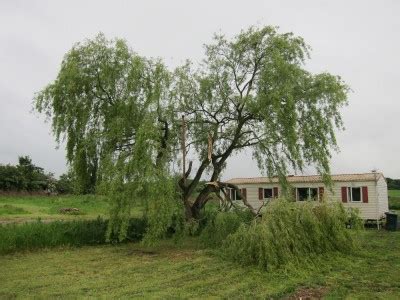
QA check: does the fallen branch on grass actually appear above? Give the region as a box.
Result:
[59,207,80,214]
[206,181,262,216]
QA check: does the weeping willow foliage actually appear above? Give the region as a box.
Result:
[34,26,350,241]
[34,34,180,242]
[222,200,361,270]
[199,209,253,248]
[173,26,349,209]
[98,117,182,243]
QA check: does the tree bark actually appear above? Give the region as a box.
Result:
[155,118,169,167]
[180,114,250,219]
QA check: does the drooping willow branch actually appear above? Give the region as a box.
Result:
[206,181,264,216]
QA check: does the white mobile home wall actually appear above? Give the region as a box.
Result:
[235,177,388,220]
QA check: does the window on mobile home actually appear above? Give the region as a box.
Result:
[348,187,361,202]
[229,188,241,201]
[297,187,318,201]
[297,188,308,201]
[310,188,318,200]
[263,188,273,199]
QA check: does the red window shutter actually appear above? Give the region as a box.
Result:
[242,188,247,200]
[273,187,279,198]
[362,186,368,203]
[258,188,263,200]
[341,187,348,203]
[318,187,324,201]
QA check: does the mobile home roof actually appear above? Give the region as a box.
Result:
[226,173,384,185]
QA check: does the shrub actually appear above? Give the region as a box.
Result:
[222,200,361,270]
[0,217,147,254]
[55,173,74,194]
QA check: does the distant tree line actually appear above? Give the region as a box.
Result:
[0,156,74,194]
[387,178,400,190]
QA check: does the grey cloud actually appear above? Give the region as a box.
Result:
[0,0,399,178]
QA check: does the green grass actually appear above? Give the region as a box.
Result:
[0,195,143,223]
[0,204,30,215]
[0,217,147,254]
[0,194,398,297]
[0,230,399,298]
[389,190,400,210]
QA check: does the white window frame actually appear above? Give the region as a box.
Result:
[347,187,362,203]
[296,187,319,201]
[229,188,240,201]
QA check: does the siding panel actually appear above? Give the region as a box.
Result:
[233,178,387,219]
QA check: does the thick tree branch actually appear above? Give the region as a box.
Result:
[178,161,193,190]
[210,181,261,216]
[155,118,169,167]
[96,72,114,105]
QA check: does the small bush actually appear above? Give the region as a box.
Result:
[222,200,360,270]
[0,217,147,254]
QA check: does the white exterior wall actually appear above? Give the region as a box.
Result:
[330,180,379,220]
[235,178,387,220]
[233,183,275,210]
[376,176,389,217]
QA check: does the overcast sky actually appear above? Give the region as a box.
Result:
[0,0,399,179]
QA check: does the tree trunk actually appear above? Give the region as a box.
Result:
[184,202,193,220]
[190,184,215,218]
[181,117,247,219]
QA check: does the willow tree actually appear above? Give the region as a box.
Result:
[175,26,348,218]
[34,34,180,240]
[35,26,348,239]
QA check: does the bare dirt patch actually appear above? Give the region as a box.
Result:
[285,286,329,300]
[126,249,158,256]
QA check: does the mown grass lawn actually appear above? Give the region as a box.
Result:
[1,230,400,299]
[0,195,109,223]
[389,190,400,211]
[0,195,143,223]
[389,190,400,197]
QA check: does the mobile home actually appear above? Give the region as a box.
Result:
[226,173,389,220]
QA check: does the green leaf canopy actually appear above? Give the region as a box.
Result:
[35,26,349,240]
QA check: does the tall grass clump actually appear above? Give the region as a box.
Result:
[222,200,361,270]
[0,217,147,254]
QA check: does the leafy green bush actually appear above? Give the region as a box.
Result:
[0,156,53,192]
[55,172,74,194]
[387,178,400,190]
[222,200,360,270]
[0,217,147,254]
